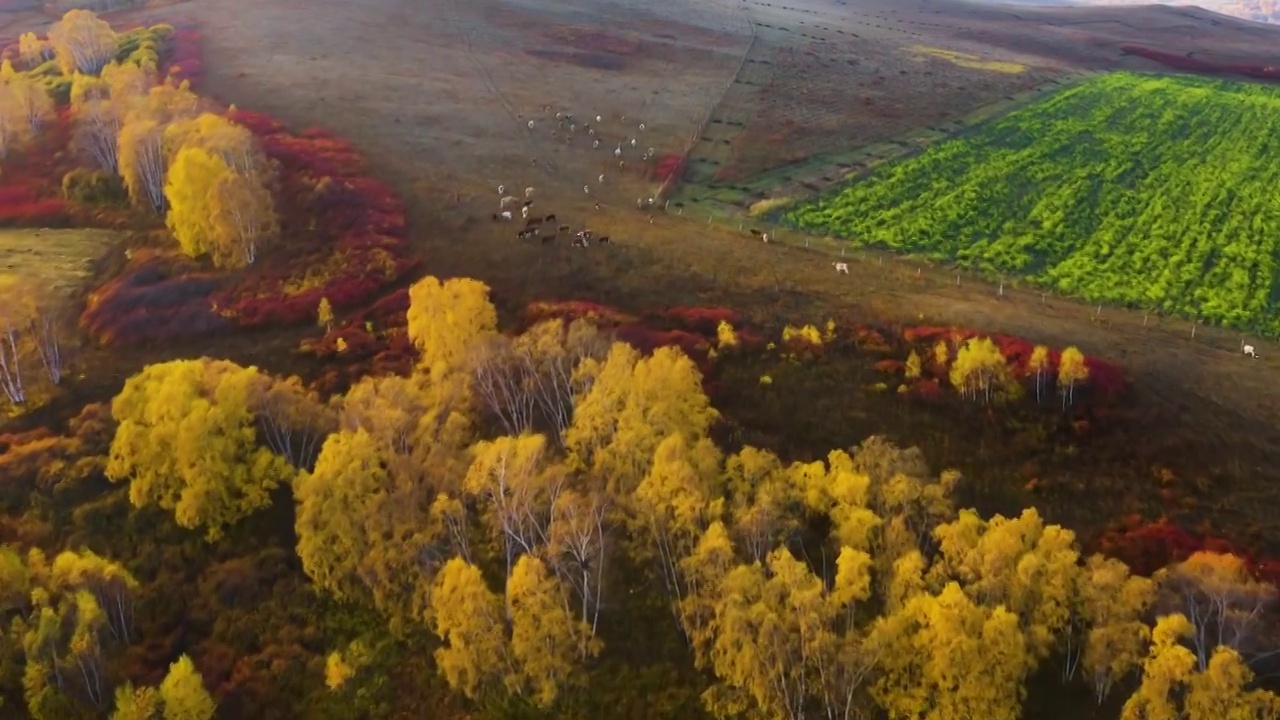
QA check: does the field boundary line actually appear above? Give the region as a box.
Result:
[656,2,757,202]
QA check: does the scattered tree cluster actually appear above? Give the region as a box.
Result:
[91,274,1280,717]
[6,11,278,268]
[0,545,216,719]
[789,72,1280,335]
[0,276,69,406]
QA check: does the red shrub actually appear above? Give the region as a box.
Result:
[852,326,892,354]
[652,154,687,184]
[0,428,56,452]
[1096,518,1208,576]
[161,27,204,88]
[365,288,411,326]
[660,306,740,335]
[225,109,289,137]
[208,110,418,329]
[524,300,636,327]
[615,325,709,360]
[0,185,36,205]
[0,198,71,227]
[81,258,230,345]
[900,324,1128,400]
[874,359,904,374]
[910,378,943,400]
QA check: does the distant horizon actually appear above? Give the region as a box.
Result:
[991,0,1278,24]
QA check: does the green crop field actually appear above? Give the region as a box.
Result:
[787,72,1280,335]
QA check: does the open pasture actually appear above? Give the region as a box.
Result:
[788,72,1280,335]
[0,228,118,295]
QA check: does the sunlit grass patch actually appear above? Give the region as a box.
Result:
[907,45,1027,74]
[0,228,119,295]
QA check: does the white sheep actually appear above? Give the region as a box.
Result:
[522,206,531,219]
[583,185,590,194]
[499,210,513,221]
[500,195,519,209]
[834,262,849,274]
[595,114,602,123]
[638,122,646,131]
[598,174,605,184]
[593,139,600,149]
[497,184,505,195]
[1244,344,1258,358]
[527,120,534,129]
[614,146,622,158]
[524,186,535,198]
[630,138,637,147]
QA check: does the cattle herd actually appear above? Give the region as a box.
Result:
[491,188,610,249]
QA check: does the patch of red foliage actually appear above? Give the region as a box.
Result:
[658,305,740,335]
[161,26,204,89]
[524,300,637,327]
[81,255,231,344]
[0,428,56,453]
[615,325,709,360]
[208,110,418,329]
[0,109,76,228]
[909,378,943,401]
[873,359,904,374]
[1096,516,1279,585]
[651,153,687,185]
[1121,46,1280,82]
[852,326,893,354]
[900,324,1128,399]
[0,186,70,227]
[301,288,416,394]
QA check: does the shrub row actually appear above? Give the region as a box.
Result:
[209,110,418,329]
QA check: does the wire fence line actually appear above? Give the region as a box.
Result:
[655,5,758,203]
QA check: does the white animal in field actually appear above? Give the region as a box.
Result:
[521,205,530,219]
[596,114,602,123]
[583,185,590,194]
[527,120,534,129]
[498,210,513,221]
[525,186,535,198]
[598,174,605,184]
[593,139,600,149]
[497,184,505,194]
[630,138,637,147]
[1244,344,1258,358]
[762,232,771,243]
[834,262,849,274]
[500,195,519,209]
[614,146,622,158]
[638,122,646,131]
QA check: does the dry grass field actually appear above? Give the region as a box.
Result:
[0,228,118,295]
[4,0,1280,538]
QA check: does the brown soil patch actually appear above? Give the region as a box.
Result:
[525,47,628,71]
[543,26,642,55]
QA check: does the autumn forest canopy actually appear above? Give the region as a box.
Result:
[1,7,1279,720]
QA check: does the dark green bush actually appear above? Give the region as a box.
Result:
[62,168,127,205]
